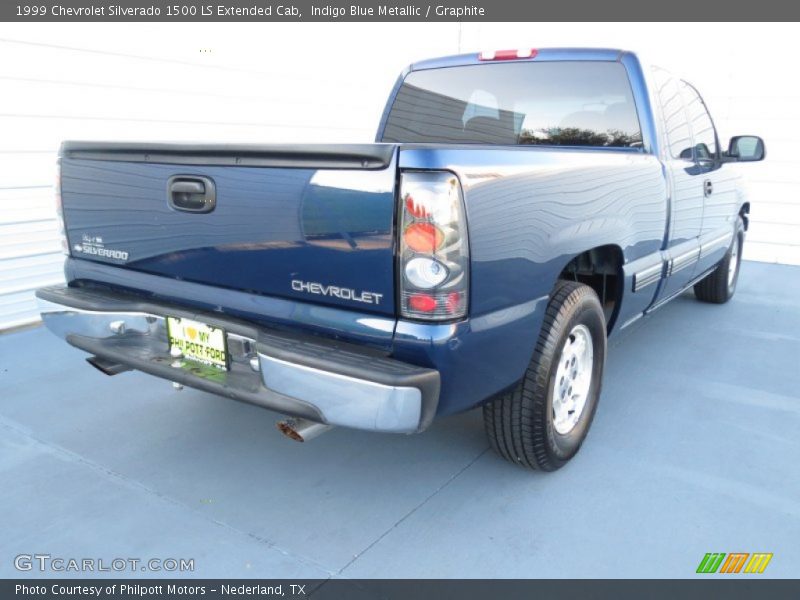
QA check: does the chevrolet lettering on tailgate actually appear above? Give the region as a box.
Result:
[291,279,384,305]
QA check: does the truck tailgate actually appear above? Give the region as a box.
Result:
[59,143,398,317]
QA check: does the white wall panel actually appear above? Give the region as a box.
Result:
[0,21,797,330]
[0,23,459,330]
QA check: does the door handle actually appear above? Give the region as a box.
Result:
[703,179,713,197]
[168,176,216,213]
[170,180,205,194]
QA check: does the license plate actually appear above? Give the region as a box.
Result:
[166,316,228,371]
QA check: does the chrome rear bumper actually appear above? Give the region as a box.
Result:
[36,285,439,433]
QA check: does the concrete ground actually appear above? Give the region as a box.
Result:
[1,261,798,579]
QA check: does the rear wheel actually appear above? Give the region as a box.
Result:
[694,223,743,304]
[483,280,606,471]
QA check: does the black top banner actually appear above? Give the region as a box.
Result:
[3,0,800,21]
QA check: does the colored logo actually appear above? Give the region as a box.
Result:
[696,552,773,574]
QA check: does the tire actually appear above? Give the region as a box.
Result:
[483,280,607,471]
[694,221,743,304]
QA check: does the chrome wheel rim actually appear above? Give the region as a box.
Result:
[728,237,740,287]
[552,324,594,435]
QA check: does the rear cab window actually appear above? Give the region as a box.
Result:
[381,61,643,148]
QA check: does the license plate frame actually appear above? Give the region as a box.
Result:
[166,316,229,371]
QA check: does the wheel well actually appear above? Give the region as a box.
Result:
[558,245,624,333]
[740,202,750,230]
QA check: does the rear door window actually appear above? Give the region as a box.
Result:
[652,68,693,160]
[680,82,718,160]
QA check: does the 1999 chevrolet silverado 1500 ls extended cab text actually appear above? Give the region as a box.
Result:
[36,48,765,470]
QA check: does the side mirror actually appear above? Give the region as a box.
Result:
[726,135,765,162]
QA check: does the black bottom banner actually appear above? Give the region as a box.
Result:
[5,579,800,600]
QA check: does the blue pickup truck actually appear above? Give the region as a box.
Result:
[36,48,765,470]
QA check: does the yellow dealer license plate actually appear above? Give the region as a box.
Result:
[166,316,228,371]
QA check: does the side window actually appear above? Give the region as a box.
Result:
[680,82,718,160]
[652,69,693,160]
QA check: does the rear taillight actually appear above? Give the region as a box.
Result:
[399,172,469,320]
[54,158,69,255]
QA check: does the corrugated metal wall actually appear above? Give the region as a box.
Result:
[0,23,458,330]
[1,22,798,330]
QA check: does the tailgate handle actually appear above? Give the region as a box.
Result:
[168,176,216,213]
